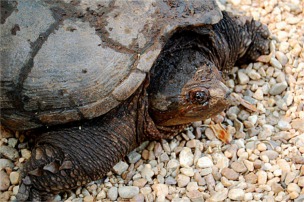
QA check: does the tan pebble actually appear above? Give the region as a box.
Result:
[231,161,247,173]
[133,178,147,188]
[289,191,299,199]
[152,184,168,197]
[83,195,94,202]
[244,172,258,184]
[257,170,267,184]
[277,159,291,172]
[221,168,239,180]
[287,183,301,193]
[186,182,198,192]
[257,143,267,151]
[271,183,284,194]
[186,190,204,201]
[9,172,20,185]
[176,174,190,188]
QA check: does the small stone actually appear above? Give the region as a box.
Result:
[194,172,205,186]
[209,188,228,201]
[118,186,139,199]
[141,150,149,160]
[167,159,179,170]
[127,151,141,164]
[244,172,258,184]
[176,174,190,187]
[7,138,18,148]
[133,178,147,188]
[186,182,198,192]
[228,188,245,200]
[83,195,93,202]
[298,176,304,187]
[253,88,264,100]
[231,161,247,173]
[271,183,284,194]
[244,160,254,171]
[179,147,194,167]
[130,194,145,202]
[196,157,214,168]
[140,187,152,195]
[248,69,261,80]
[0,159,14,170]
[283,91,293,106]
[238,71,250,84]
[113,161,129,175]
[277,159,290,172]
[277,120,291,130]
[180,167,194,177]
[96,190,106,200]
[269,82,288,95]
[270,58,283,69]
[257,170,267,184]
[9,171,20,185]
[186,190,204,202]
[0,171,10,191]
[221,168,239,180]
[152,184,168,197]
[154,143,162,158]
[165,176,176,185]
[0,145,19,161]
[244,193,253,201]
[160,153,169,162]
[21,149,31,160]
[287,183,301,194]
[275,51,288,66]
[260,150,279,160]
[141,164,154,180]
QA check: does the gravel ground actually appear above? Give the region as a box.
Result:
[0,0,303,201]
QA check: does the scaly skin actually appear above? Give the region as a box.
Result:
[17,11,270,201]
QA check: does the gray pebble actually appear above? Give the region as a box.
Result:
[269,82,288,95]
[165,176,177,185]
[7,138,18,148]
[0,170,10,191]
[118,186,139,199]
[260,150,279,160]
[0,145,19,161]
[0,159,14,170]
[127,151,141,164]
[238,71,250,84]
[113,161,128,175]
[107,187,118,201]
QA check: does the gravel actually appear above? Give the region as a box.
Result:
[0,0,303,201]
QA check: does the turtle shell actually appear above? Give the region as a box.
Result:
[0,0,222,130]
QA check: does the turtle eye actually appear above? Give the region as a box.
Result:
[189,89,210,105]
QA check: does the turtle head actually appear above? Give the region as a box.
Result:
[148,63,231,127]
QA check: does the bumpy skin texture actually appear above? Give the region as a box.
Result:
[17,12,270,201]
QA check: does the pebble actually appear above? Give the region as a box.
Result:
[231,161,247,173]
[269,82,288,95]
[257,170,267,184]
[209,188,228,201]
[270,57,283,69]
[238,71,250,84]
[152,184,168,197]
[221,168,239,180]
[176,174,190,187]
[118,186,139,199]
[277,120,291,130]
[133,178,147,187]
[260,150,279,160]
[253,88,264,100]
[228,188,245,200]
[127,151,141,164]
[248,69,261,80]
[0,171,10,191]
[141,164,154,180]
[186,182,198,192]
[196,157,213,168]
[179,147,194,167]
[165,176,176,185]
[9,171,20,185]
[107,187,118,201]
[83,195,93,202]
[113,161,129,175]
[244,172,258,183]
[0,145,19,161]
[180,167,194,177]
[186,190,204,202]
[277,159,291,172]
[287,183,301,194]
[0,159,14,170]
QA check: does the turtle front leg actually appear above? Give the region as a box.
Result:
[16,86,157,201]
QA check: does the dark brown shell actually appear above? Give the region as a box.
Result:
[0,0,222,130]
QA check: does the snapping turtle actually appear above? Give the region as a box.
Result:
[0,0,270,200]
